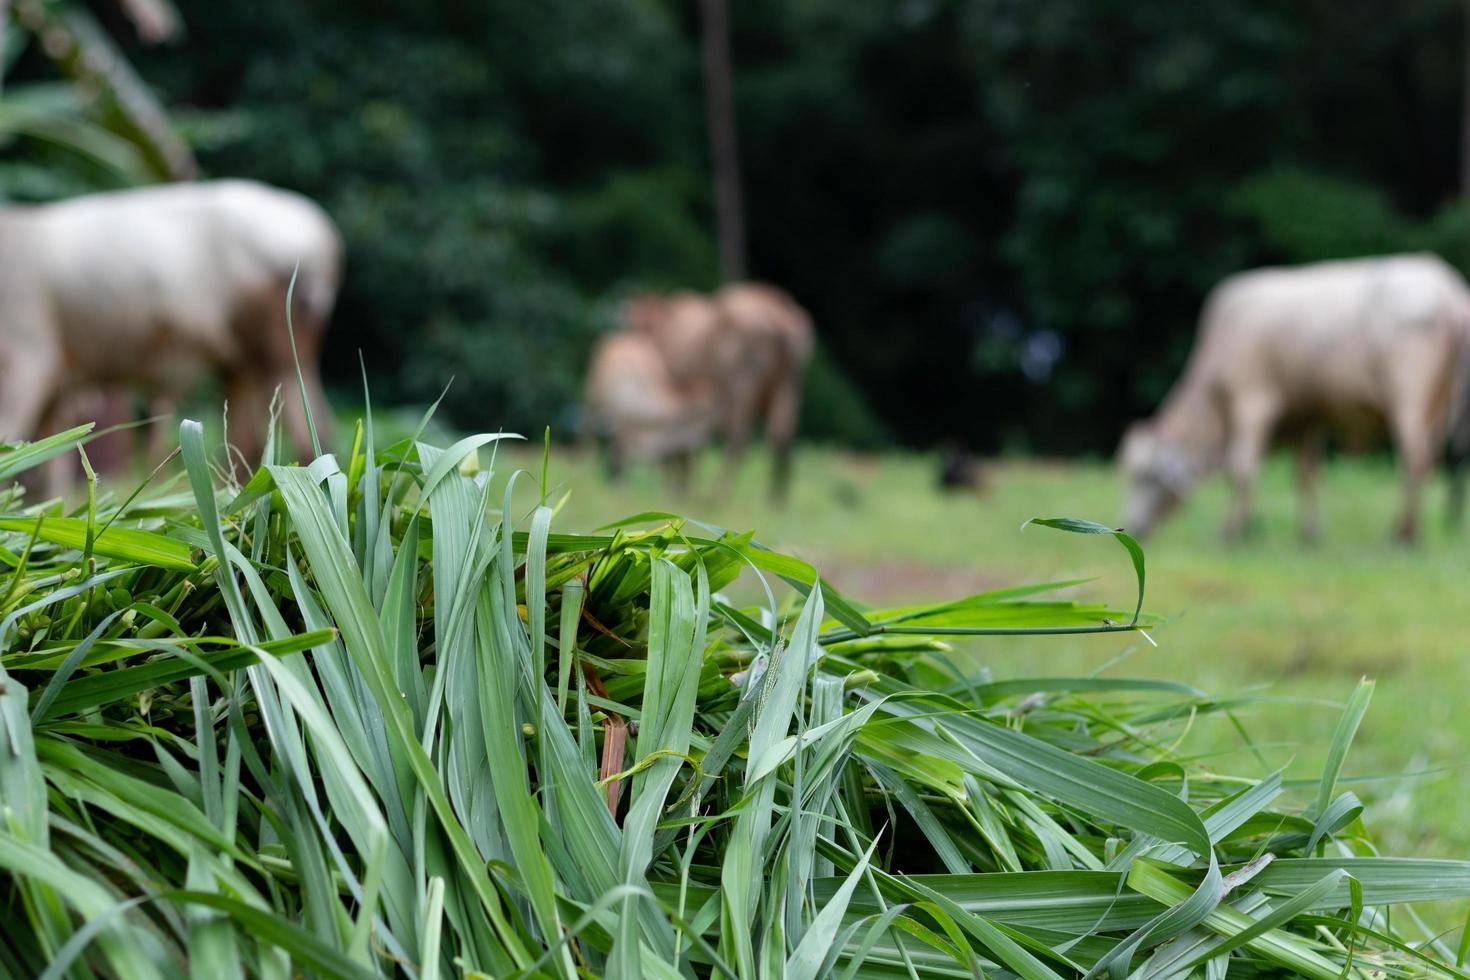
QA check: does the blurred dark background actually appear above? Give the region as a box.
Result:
[6,0,1470,453]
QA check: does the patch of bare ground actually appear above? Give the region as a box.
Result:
[816,559,1010,605]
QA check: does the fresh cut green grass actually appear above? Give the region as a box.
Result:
[514,446,1470,870]
[4,412,1469,977]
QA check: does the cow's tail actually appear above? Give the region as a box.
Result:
[1444,295,1470,529]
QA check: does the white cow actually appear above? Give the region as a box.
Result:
[0,179,342,471]
[1120,254,1470,543]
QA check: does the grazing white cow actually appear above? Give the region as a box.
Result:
[0,179,342,473]
[1120,253,1470,543]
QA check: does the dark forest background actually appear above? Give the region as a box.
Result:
[7,0,1470,453]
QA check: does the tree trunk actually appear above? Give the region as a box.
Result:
[699,0,746,283]
[0,0,10,97]
[1464,0,1470,198]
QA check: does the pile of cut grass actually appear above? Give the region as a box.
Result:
[1,416,1467,979]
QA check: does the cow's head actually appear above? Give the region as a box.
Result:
[1118,421,1200,538]
[621,293,672,335]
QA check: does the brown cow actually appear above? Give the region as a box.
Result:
[710,282,814,499]
[626,282,814,499]
[581,328,717,490]
[1120,254,1470,543]
[0,179,341,483]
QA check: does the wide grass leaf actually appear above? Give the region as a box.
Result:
[0,516,196,571]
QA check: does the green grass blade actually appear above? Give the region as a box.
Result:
[0,516,195,571]
[1313,678,1373,820]
[1022,517,1146,625]
[0,424,95,483]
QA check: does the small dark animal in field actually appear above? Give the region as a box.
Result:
[937,442,987,493]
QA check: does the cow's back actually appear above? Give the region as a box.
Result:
[643,291,724,384]
[206,181,341,321]
[1192,254,1470,409]
[712,282,815,405]
[21,180,339,388]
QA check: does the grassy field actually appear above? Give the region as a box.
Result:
[18,419,1467,975]
[506,443,1470,872]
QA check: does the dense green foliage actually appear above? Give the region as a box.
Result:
[1,420,1469,976]
[4,0,1469,448]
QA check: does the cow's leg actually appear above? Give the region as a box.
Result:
[238,283,331,464]
[0,345,62,495]
[85,390,139,475]
[764,370,802,504]
[664,448,693,496]
[234,365,325,468]
[1446,340,1470,530]
[1296,431,1322,545]
[256,337,330,463]
[1391,411,1436,545]
[143,396,178,464]
[275,369,323,461]
[225,372,273,475]
[1220,393,1276,543]
[604,428,628,482]
[32,395,79,499]
[1391,338,1457,544]
[718,388,756,492]
[44,389,131,492]
[0,347,58,446]
[280,322,332,460]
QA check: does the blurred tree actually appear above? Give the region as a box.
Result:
[1,1,9,93]
[958,0,1461,450]
[731,0,1012,448]
[7,0,1467,452]
[1,0,193,186]
[103,0,719,433]
[1464,0,1470,198]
